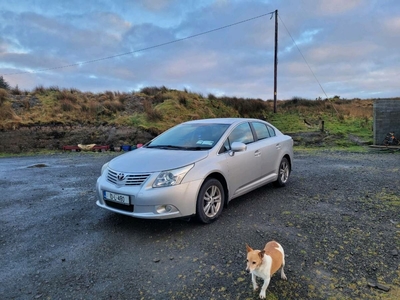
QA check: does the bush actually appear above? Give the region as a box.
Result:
[117,93,129,104]
[104,91,114,101]
[60,100,74,112]
[0,88,8,105]
[48,86,60,92]
[207,93,217,100]
[88,101,103,114]
[221,97,268,117]
[140,86,162,96]
[56,90,78,103]
[179,94,188,107]
[0,76,10,90]
[11,85,22,95]
[143,99,162,121]
[140,86,169,96]
[33,85,46,94]
[103,100,125,113]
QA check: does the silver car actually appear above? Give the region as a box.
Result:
[96,118,293,223]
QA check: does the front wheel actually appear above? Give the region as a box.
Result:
[274,157,290,187]
[196,178,224,224]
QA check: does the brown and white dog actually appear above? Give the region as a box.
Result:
[246,241,287,299]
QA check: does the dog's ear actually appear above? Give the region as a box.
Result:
[246,244,253,253]
[258,250,265,259]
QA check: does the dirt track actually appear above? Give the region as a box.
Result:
[0,150,399,299]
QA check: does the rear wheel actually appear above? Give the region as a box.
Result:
[274,157,290,187]
[196,178,224,224]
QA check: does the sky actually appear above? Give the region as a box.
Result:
[1,0,400,100]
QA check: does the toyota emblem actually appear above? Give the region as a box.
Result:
[117,173,125,181]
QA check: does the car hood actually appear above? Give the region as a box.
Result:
[108,148,209,172]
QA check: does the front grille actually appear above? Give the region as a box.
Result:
[107,169,151,186]
[105,200,134,212]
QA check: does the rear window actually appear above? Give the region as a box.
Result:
[252,122,270,140]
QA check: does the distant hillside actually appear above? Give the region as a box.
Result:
[0,86,379,152]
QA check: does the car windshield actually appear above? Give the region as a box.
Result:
[146,123,230,150]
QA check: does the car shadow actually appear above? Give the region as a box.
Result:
[99,210,200,233]
[97,182,284,234]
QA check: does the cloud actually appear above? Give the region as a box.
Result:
[138,0,176,11]
[1,0,400,100]
[383,16,400,35]
[307,42,379,63]
[314,0,364,15]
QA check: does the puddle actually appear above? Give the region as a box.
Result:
[27,163,50,168]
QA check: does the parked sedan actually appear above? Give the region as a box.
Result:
[96,118,293,223]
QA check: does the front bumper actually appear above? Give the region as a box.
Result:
[96,176,201,219]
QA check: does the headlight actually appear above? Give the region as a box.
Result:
[153,164,194,188]
[101,162,109,175]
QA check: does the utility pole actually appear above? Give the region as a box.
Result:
[273,9,278,113]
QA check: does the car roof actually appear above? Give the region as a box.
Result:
[183,118,263,125]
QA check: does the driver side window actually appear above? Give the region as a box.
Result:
[228,122,254,146]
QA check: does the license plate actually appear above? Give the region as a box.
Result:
[103,191,130,205]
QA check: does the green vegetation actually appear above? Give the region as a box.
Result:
[0,83,388,149]
[0,76,10,90]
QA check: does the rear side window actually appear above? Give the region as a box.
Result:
[267,125,276,137]
[252,122,270,140]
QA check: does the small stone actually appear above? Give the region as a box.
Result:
[367,281,391,292]
[376,284,390,292]
[153,258,160,263]
[391,249,398,256]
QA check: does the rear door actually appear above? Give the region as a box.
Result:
[251,121,281,179]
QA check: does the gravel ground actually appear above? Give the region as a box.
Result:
[0,150,399,300]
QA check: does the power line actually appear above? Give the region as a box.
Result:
[279,14,338,113]
[3,11,275,76]
[278,14,330,100]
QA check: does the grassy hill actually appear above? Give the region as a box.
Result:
[0,85,379,150]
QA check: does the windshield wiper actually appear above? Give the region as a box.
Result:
[146,145,186,149]
[146,145,209,150]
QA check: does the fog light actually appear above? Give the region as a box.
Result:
[156,205,176,214]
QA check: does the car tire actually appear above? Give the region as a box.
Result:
[196,178,224,224]
[274,157,290,187]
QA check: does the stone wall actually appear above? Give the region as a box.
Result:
[0,125,154,153]
[373,99,400,145]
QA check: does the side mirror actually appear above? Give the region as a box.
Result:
[229,142,247,156]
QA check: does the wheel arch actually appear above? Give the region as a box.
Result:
[283,153,293,173]
[203,172,229,208]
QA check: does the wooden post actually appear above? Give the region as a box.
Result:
[273,10,278,113]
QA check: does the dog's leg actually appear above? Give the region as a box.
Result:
[251,273,259,291]
[281,256,287,280]
[259,277,271,299]
[280,265,287,280]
